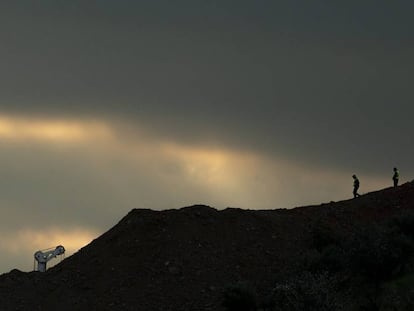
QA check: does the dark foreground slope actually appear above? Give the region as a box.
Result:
[1,183,414,310]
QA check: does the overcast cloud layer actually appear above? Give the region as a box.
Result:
[0,0,413,272]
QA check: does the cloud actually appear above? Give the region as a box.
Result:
[1,21,413,176]
[0,115,112,142]
[0,113,393,219]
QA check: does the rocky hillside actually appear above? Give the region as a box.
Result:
[1,183,414,310]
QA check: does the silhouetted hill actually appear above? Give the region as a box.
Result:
[1,183,414,310]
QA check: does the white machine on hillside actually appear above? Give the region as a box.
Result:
[34,245,65,272]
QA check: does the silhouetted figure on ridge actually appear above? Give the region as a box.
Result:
[352,174,360,198]
[393,167,399,187]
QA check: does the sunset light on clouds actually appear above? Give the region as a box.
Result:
[0,113,393,208]
[0,115,112,142]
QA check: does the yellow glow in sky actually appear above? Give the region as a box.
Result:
[0,113,391,209]
[0,227,98,255]
[159,142,259,202]
[0,115,113,142]
[0,227,99,271]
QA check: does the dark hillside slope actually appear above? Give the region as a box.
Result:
[1,183,414,310]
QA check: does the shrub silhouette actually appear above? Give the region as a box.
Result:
[390,210,414,238]
[222,283,257,311]
[305,221,345,273]
[310,221,341,252]
[379,277,414,311]
[347,225,414,282]
[266,272,340,311]
[221,210,414,311]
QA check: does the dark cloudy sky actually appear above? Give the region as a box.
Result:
[0,0,413,272]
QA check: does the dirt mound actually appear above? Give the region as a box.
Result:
[1,184,414,310]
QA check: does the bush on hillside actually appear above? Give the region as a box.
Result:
[378,283,414,311]
[263,272,341,311]
[390,210,414,238]
[222,282,257,311]
[310,221,341,252]
[347,225,414,282]
[303,245,345,274]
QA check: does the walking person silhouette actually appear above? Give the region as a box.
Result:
[392,167,399,187]
[352,175,360,198]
